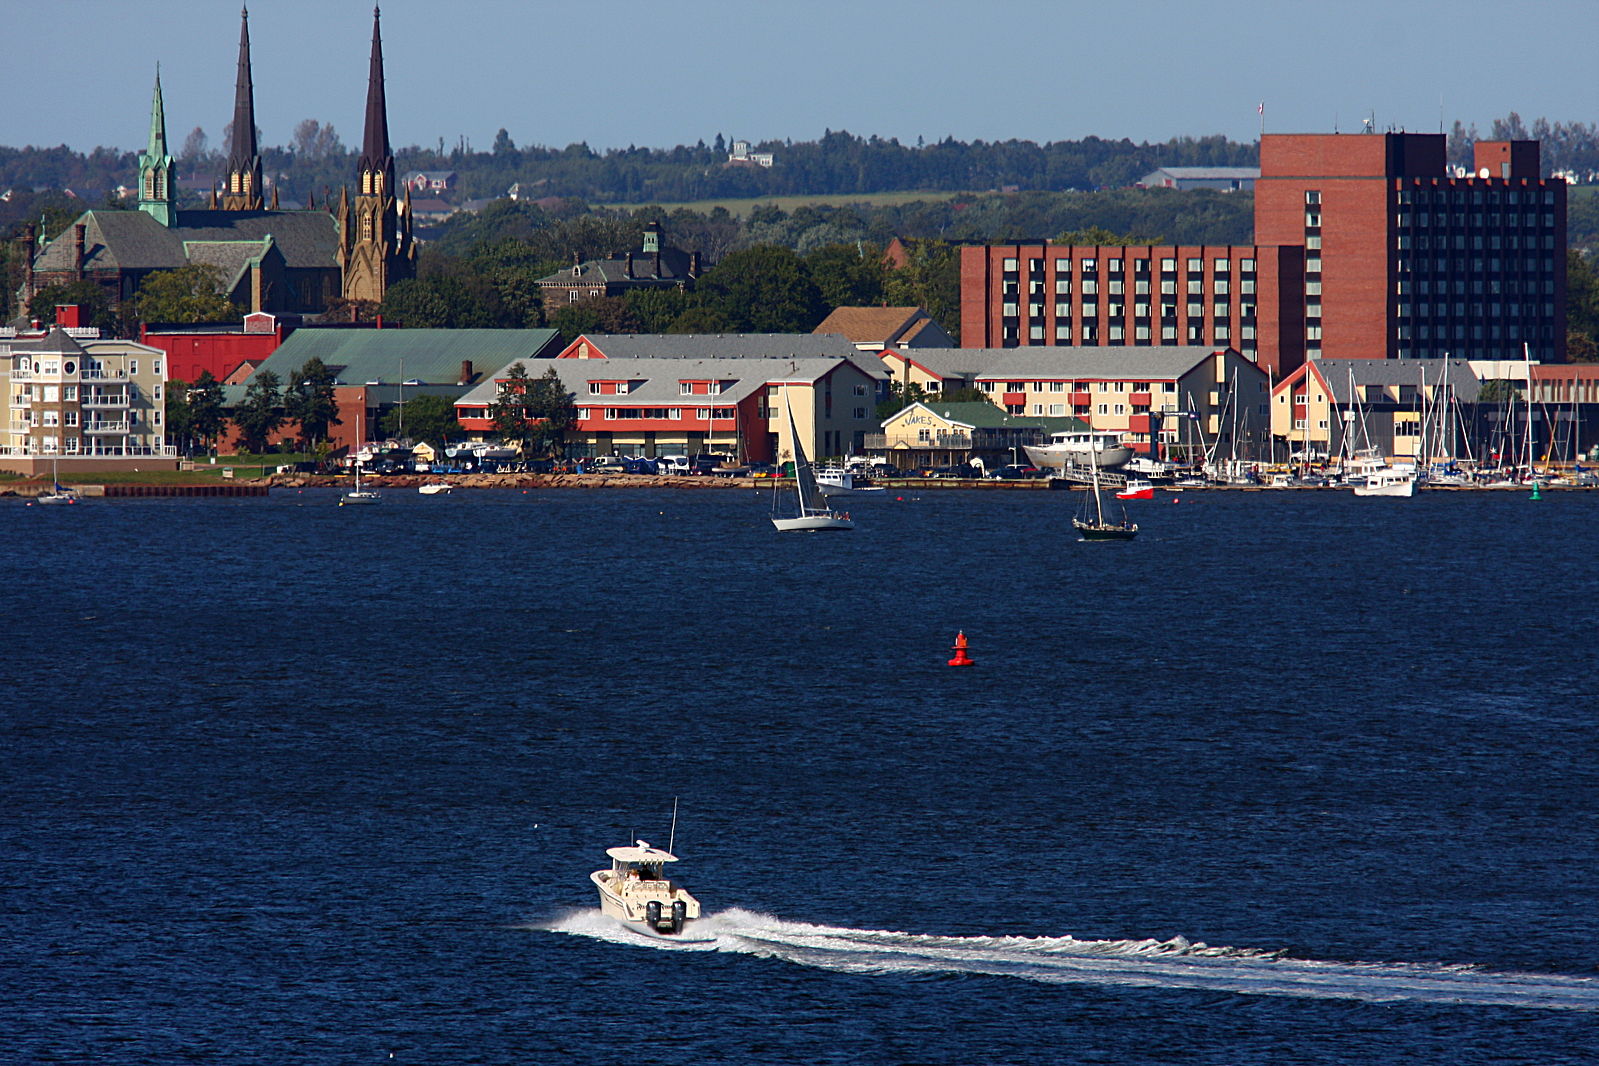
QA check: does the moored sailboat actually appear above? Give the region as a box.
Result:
[1073,449,1138,540]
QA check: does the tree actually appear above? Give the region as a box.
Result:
[282,357,341,447]
[694,244,826,332]
[804,242,886,310]
[1567,250,1598,361]
[490,362,533,448]
[291,119,342,160]
[877,380,929,420]
[380,392,460,447]
[1055,225,1161,246]
[548,295,640,344]
[881,239,960,342]
[233,370,284,453]
[188,371,227,454]
[129,264,241,324]
[165,377,194,453]
[27,281,121,333]
[522,367,577,456]
[180,126,210,163]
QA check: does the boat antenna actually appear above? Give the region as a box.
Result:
[668,796,679,855]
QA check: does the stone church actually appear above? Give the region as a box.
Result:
[17,6,414,321]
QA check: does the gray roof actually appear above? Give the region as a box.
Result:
[891,347,1009,380]
[576,333,889,380]
[1143,167,1261,180]
[33,208,338,273]
[1305,358,1482,404]
[234,328,560,397]
[458,354,863,409]
[6,327,87,357]
[973,346,1235,381]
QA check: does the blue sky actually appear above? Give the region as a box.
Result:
[6,0,1595,154]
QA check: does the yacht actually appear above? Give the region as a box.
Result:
[590,841,705,940]
[1026,430,1134,472]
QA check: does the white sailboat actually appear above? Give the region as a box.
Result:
[35,456,79,505]
[771,390,853,531]
[339,462,382,506]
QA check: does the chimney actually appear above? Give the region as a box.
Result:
[625,251,634,279]
[653,248,662,279]
[691,251,701,276]
[73,224,87,279]
[458,360,473,385]
[57,304,82,329]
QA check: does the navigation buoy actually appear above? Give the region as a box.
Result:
[948,631,974,667]
[1530,480,1542,500]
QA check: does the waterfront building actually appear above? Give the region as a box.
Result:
[969,345,1269,458]
[869,401,1085,471]
[0,319,171,473]
[963,132,1567,371]
[138,312,300,385]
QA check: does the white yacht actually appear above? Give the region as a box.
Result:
[1352,468,1417,497]
[590,841,704,939]
[814,464,885,497]
[1026,430,1134,472]
[339,463,382,506]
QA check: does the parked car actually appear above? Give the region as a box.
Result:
[588,456,628,473]
[925,462,977,479]
[989,464,1045,480]
[658,455,691,475]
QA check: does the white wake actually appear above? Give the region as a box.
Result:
[543,907,1599,1011]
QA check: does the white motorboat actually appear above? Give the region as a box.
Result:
[418,482,453,495]
[340,463,382,506]
[1352,468,1417,497]
[772,391,853,531]
[814,465,885,497]
[590,841,705,940]
[1026,430,1134,472]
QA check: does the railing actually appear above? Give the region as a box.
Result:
[10,369,30,380]
[80,370,126,381]
[863,432,974,450]
[82,394,130,408]
[0,444,177,458]
[83,421,130,434]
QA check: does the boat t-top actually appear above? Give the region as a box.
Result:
[591,841,704,939]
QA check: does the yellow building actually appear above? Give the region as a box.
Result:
[872,401,1084,470]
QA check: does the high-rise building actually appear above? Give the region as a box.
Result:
[962,132,1567,371]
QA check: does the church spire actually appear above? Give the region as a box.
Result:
[357,5,393,194]
[137,66,177,226]
[223,4,264,210]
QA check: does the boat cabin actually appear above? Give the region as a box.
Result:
[606,844,678,883]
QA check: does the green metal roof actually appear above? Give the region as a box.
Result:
[908,401,1087,432]
[240,328,561,389]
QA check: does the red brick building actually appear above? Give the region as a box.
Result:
[962,133,1567,372]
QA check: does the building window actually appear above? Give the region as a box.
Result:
[1305,190,1321,205]
[589,382,602,394]
[1002,257,1018,271]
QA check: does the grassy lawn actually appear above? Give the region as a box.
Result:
[601,190,968,216]
[2,452,325,485]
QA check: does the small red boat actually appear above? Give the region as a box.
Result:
[1116,478,1155,500]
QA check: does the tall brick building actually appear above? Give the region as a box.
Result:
[962,132,1567,373]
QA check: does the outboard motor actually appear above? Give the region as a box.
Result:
[671,900,687,934]
[646,901,662,929]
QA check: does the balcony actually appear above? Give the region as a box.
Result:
[10,369,31,380]
[83,420,130,434]
[80,369,126,381]
[82,393,130,408]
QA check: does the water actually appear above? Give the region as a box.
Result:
[5,487,1598,1064]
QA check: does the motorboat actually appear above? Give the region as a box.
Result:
[1026,430,1134,472]
[1115,478,1155,500]
[814,464,885,498]
[1352,468,1417,497]
[339,463,382,506]
[418,482,453,495]
[590,841,705,940]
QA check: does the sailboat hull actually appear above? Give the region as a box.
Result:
[772,514,854,531]
[1072,518,1138,540]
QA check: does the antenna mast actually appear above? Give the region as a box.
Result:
[668,796,679,855]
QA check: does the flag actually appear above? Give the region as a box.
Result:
[1258,102,1265,116]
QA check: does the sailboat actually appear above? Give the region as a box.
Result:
[36,457,78,505]
[771,390,853,531]
[1072,447,1137,540]
[339,461,382,506]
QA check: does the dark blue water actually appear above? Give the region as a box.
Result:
[5,486,1598,1064]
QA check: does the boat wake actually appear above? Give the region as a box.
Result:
[544,908,1599,1011]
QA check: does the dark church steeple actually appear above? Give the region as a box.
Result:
[223,5,264,210]
[339,5,413,302]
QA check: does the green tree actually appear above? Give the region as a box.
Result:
[27,280,121,333]
[522,367,577,456]
[1567,250,1598,362]
[695,244,826,332]
[165,378,194,454]
[804,241,886,310]
[282,357,341,447]
[548,295,640,345]
[380,392,461,447]
[234,370,285,453]
[129,264,242,324]
[881,239,960,343]
[1055,225,1163,246]
[877,380,929,420]
[187,371,227,454]
[490,362,533,449]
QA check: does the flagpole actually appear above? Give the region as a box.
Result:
[1259,101,1266,138]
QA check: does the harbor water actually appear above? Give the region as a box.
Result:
[5,486,1598,1064]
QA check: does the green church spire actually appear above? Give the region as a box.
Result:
[138,65,177,226]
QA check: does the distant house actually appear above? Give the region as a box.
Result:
[727,140,774,168]
[813,306,954,351]
[402,170,457,195]
[535,221,701,306]
[1136,166,1259,191]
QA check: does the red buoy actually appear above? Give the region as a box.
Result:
[948,631,974,667]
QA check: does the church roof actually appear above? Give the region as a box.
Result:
[33,208,337,274]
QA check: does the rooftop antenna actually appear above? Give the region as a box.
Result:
[667,796,680,855]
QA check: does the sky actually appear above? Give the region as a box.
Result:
[3,0,1595,156]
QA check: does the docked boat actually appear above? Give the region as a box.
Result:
[339,463,382,506]
[590,841,705,939]
[814,465,885,497]
[35,458,79,505]
[1352,468,1417,497]
[418,481,453,495]
[1115,478,1155,500]
[1073,453,1138,540]
[772,392,853,531]
[1026,430,1134,472]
